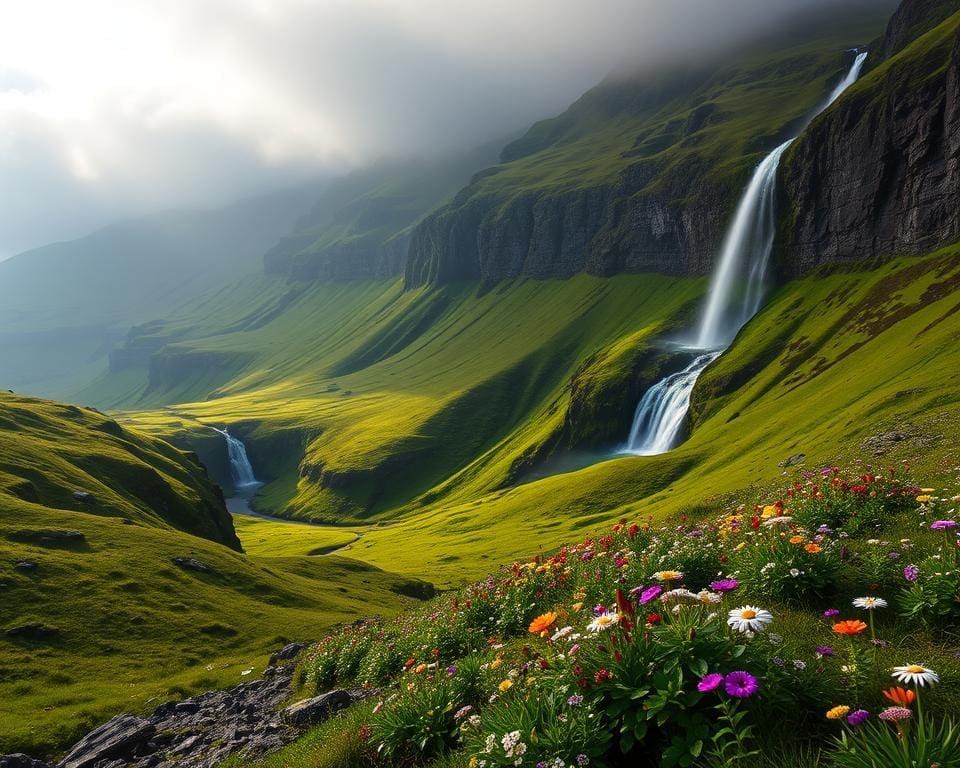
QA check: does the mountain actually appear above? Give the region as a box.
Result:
[262,142,505,281]
[0,186,318,399]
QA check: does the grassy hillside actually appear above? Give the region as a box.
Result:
[0,393,427,756]
[0,186,316,399]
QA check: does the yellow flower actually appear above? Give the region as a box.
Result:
[469,758,478,768]
[916,495,933,503]
[490,656,503,670]
[826,705,850,720]
[761,505,778,518]
[499,679,513,693]
[654,570,684,582]
[571,602,584,613]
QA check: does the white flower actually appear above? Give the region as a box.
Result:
[891,665,939,687]
[789,568,801,577]
[586,611,619,633]
[551,625,574,641]
[727,605,774,634]
[852,596,888,610]
[697,590,722,604]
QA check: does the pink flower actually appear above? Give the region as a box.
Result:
[697,673,724,693]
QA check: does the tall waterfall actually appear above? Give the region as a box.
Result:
[622,50,868,456]
[213,427,262,494]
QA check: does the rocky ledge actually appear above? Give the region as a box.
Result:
[0,642,361,768]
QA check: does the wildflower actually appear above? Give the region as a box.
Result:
[697,673,724,692]
[551,626,573,641]
[586,612,619,633]
[454,705,474,720]
[528,612,558,635]
[805,543,822,554]
[882,687,916,706]
[832,620,868,635]
[499,679,513,693]
[793,660,807,670]
[823,608,840,618]
[789,568,801,577]
[763,516,794,528]
[903,564,920,582]
[847,709,870,726]
[645,612,662,625]
[852,596,888,610]
[594,669,611,684]
[724,671,759,698]
[697,590,722,605]
[931,520,957,530]
[826,705,851,720]
[710,578,739,592]
[878,706,913,722]
[891,665,939,687]
[815,645,834,657]
[576,755,590,767]
[915,495,933,503]
[727,606,773,633]
[635,585,662,604]
[661,588,700,604]
[567,694,584,707]
[653,570,684,582]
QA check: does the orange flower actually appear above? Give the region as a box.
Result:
[883,687,916,707]
[805,543,822,554]
[832,620,868,635]
[528,611,558,635]
[789,535,805,545]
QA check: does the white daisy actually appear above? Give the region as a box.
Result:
[727,605,773,634]
[852,596,888,610]
[586,611,619,633]
[891,665,939,687]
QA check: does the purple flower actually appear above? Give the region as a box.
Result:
[820,467,835,477]
[903,564,919,582]
[637,585,663,604]
[687,530,703,537]
[710,579,739,592]
[576,756,590,767]
[697,673,725,693]
[888,551,900,560]
[847,709,870,726]
[454,705,473,720]
[817,525,834,534]
[931,520,957,530]
[815,645,834,657]
[567,694,584,707]
[724,671,759,698]
[823,608,840,618]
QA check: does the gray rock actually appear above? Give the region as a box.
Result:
[281,690,353,726]
[58,715,155,768]
[14,561,37,572]
[778,453,806,467]
[71,492,95,504]
[171,558,213,574]
[0,755,55,768]
[268,641,311,667]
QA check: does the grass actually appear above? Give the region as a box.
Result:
[0,393,429,757]
[232,514,360,558]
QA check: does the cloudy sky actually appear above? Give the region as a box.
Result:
[0,0,876,259]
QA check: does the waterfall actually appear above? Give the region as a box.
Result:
[213,427,262,495]
[622,50,868,456]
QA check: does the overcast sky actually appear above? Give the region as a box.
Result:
[0,0,879,259]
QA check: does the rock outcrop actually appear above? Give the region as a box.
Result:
[780,7,960,274]
[0,643,361,768]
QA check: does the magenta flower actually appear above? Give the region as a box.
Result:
[823,608,840,618]
[724,671,759,698]
[931,520,957,530]
[815,645,834,657]
[697,673,724,693]
[903,564,919,582]
[636,585,662,604]
[710,579,739,592]
[879,707,912,722]
[847,709,870,726]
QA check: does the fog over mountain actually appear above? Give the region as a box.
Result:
[1,0,879,259]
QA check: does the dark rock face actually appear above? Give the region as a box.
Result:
[7,530,85,545]
[781,14,960,274]
[876,0,960,61]
[8,643,358,768]
[405,156,734,292]
[5,624,60,640]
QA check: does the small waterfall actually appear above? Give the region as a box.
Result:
[213,427,262,495]
[622,50,867,456]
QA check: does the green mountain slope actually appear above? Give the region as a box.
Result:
[0,186,316,399]
[0,392,427,755]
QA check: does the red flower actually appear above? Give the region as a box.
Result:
[646,613,662,624]
[594,669,611,684]
[615,588,635,616]
[751,516,761,529]
[628,523,640,539]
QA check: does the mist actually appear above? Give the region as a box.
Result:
[0,0,889,259]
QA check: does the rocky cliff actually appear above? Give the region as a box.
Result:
[780,7,960,274]
[402,8,891,292]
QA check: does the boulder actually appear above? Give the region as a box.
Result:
[0,755,55,768]
[13,561,38,572]
[58,715,155,768]
[268,641,311,667]
[281,690,353,726]
[71,492,95,504]
[171,558,213,574]
[5,624,60,640]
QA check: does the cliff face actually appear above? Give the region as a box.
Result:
[781,9,960,274]
[402,8,891,292]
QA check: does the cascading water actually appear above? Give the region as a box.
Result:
[622,50,868,456]
[213,427,262,495]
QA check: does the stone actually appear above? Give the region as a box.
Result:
[58,715,155,768]
[14,561,37,572]
[171,557,213,574]
[71,491,95,504]
[778,453,806,467]
[7,530,85,545]
[0,755,55,768]
[268,641,311,667]
[5,624,60,640]
[281,690,353,726]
